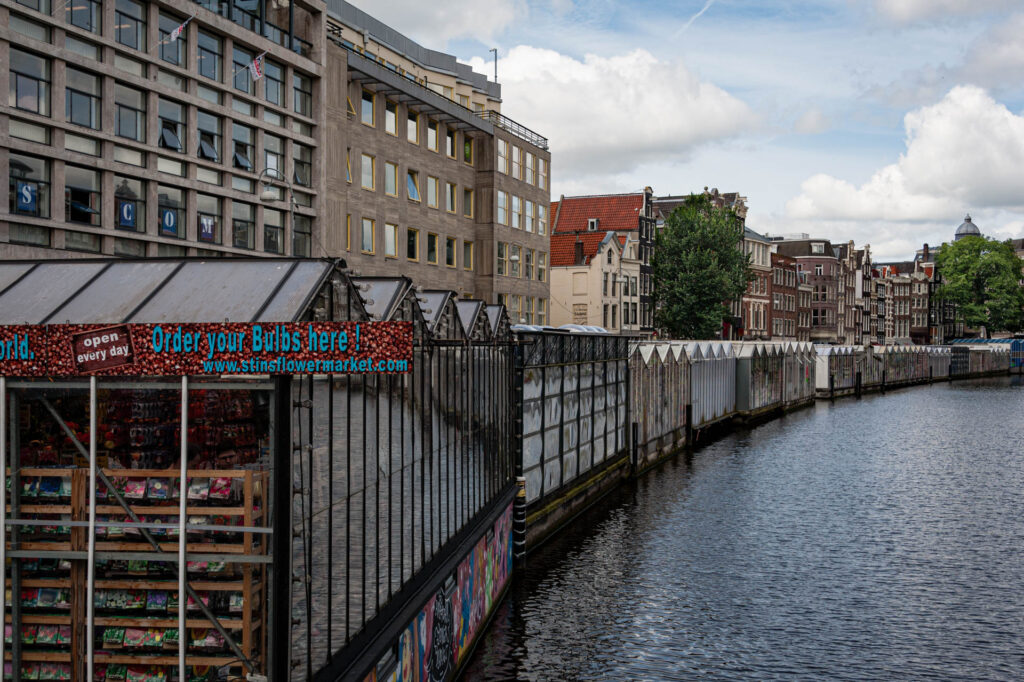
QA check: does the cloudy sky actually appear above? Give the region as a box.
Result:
[349,0,1024,260]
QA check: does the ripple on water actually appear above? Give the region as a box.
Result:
[462,378,1024,681]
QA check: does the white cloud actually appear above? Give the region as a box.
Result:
[346,0,522,45]
[787,85,1024,223]
[875,0,1018,24]
[468,45,757,180]
[793,108,830,134]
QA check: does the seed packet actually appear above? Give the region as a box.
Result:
[209,477,231,500]
[94,589,107,609]
[148,478,170,500]
[140,629,163,648]
[58,559,71,572]
[108,559,129,574]
[38,477,61,498]
[105,590,128,610]
[36,624,58,645]
[56,626,71,645]
[3,662,10,681]
[125,666,150,682]
[37,588,59,608]
[20,588,38,608]
[124,479,147,500]
[3,625,10,644]
[123,628,146,648]
[22,477,39,498]
[105,665,127,682]
[206,562,226,575]
[94,665,107,682]
[162,628,179,649]
[20,663,40,681]
[55,664,71,681]
[59,477,72,498]
[38,663,60,681]
[103,627,125,647]
[127,560,148,575]
[106,518,126,539]
[187,479,209,501]
[54,589,71,610]
[125,590,146,610]
[228,593,244,613]
[186,561,208,574]
[186,592,209,611]
[146,591,168,612]
[167,592,179,612]
[20,625,38,645]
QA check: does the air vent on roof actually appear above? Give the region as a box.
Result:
[587,218,599,231]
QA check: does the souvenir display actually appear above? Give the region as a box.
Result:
[5,388,269,680]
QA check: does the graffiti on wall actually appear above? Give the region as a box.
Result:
[368,502,514,682]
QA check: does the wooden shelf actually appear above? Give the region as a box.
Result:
[3,651,72,663]
[93,616,244,629]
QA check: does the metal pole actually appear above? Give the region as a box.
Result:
[87,376,97,680]
[490,48,497,83]
[179,375,188,681]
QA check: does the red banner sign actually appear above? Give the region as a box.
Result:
[0,322,412,377]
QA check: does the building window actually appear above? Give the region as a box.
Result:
[9,49,50,117]
[445,129,456,158]
[538,299,547,325]
[294,73,312,117]
[158,99,184,151]
[399,227,417,262]
[294,144,312,187]
[114,176,144,232]
[67,0,100,33]
[463,188,474,218]
[64,165,100,226]
[497,242,507,275]
[497,191,508,225]
[445,236,456,267]
[427,233,438,264]
[525,200,535,233]
[259,207,283,253]
[65,68,100,130]
[427,176,439,208]
[815,264,823,276]
[464,138,474,165]
[115,0,146,51]
[511,196,522,228]
[407,111,419,144]
[407,170,421,202]
[384,162,397,196]
[196,192,221,244]
[233,46,255,94]
[427,120,438,151]
[158,13,186,66]
[382,222,398,258]
[9,154,50,219]
[115,83,145,142]
[265,60,284,106]
[510,244,521,277]
[538,204,547,236]
[385,100,397,135]
[463,241,474,271]
[361,90,375,126]
[232,201,255,249]
[197,110,222,162]
[525,152,535,184]
[263,133,283,173]
[525,249,534,279]
[538,158,547,190]
[293,215,312,257]
[361,154,375,190]
[197,31,221,81]
[445,182,456,213]
[512,145,521,179]
[157,185,183,237]
[361,217,375,253]
[497,139,508,174]
[538,253,547,282]
[232,123,254,170]
[15,0,51,14]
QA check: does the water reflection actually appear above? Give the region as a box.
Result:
[464,377,1024,681]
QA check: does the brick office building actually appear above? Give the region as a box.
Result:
[769,251,798,340]
[776,239,840,343]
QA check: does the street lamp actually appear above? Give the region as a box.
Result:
[257,167,297,255]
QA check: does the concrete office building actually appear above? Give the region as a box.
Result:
[4,0,325,257]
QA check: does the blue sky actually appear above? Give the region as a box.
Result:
[350,0,1024,260]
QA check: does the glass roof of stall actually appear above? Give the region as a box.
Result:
[0,259,335,324]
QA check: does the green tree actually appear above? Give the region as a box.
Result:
[935,235,1024,336]
[651,194,750,338]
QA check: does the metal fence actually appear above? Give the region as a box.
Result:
[287,280,515,681]
[516,332,630,507]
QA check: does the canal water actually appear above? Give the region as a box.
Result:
[463,377,1024,681]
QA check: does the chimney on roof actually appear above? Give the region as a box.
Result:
[923,243,930,261]
[574,233,584,265]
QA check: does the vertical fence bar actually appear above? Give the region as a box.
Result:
[345,373,352,642]
[327,374,334,658]
[0,377,5,671]
[178,376,188,682]
[375,373,381,612]
[87,376,97,680]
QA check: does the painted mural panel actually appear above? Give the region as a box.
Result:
[367,502,514,682]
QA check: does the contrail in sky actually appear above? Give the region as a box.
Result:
[674,0,717,37]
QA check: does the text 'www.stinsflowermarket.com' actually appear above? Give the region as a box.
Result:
[202,357,408,374]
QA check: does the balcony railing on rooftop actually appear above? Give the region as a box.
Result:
[327,23,549,150]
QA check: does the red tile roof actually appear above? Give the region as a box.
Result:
[550,232,618,267]
[551,194,644,234]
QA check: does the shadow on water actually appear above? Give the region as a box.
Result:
[462,377,1024,681]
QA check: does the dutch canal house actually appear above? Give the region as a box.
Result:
[2,0,551,315]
